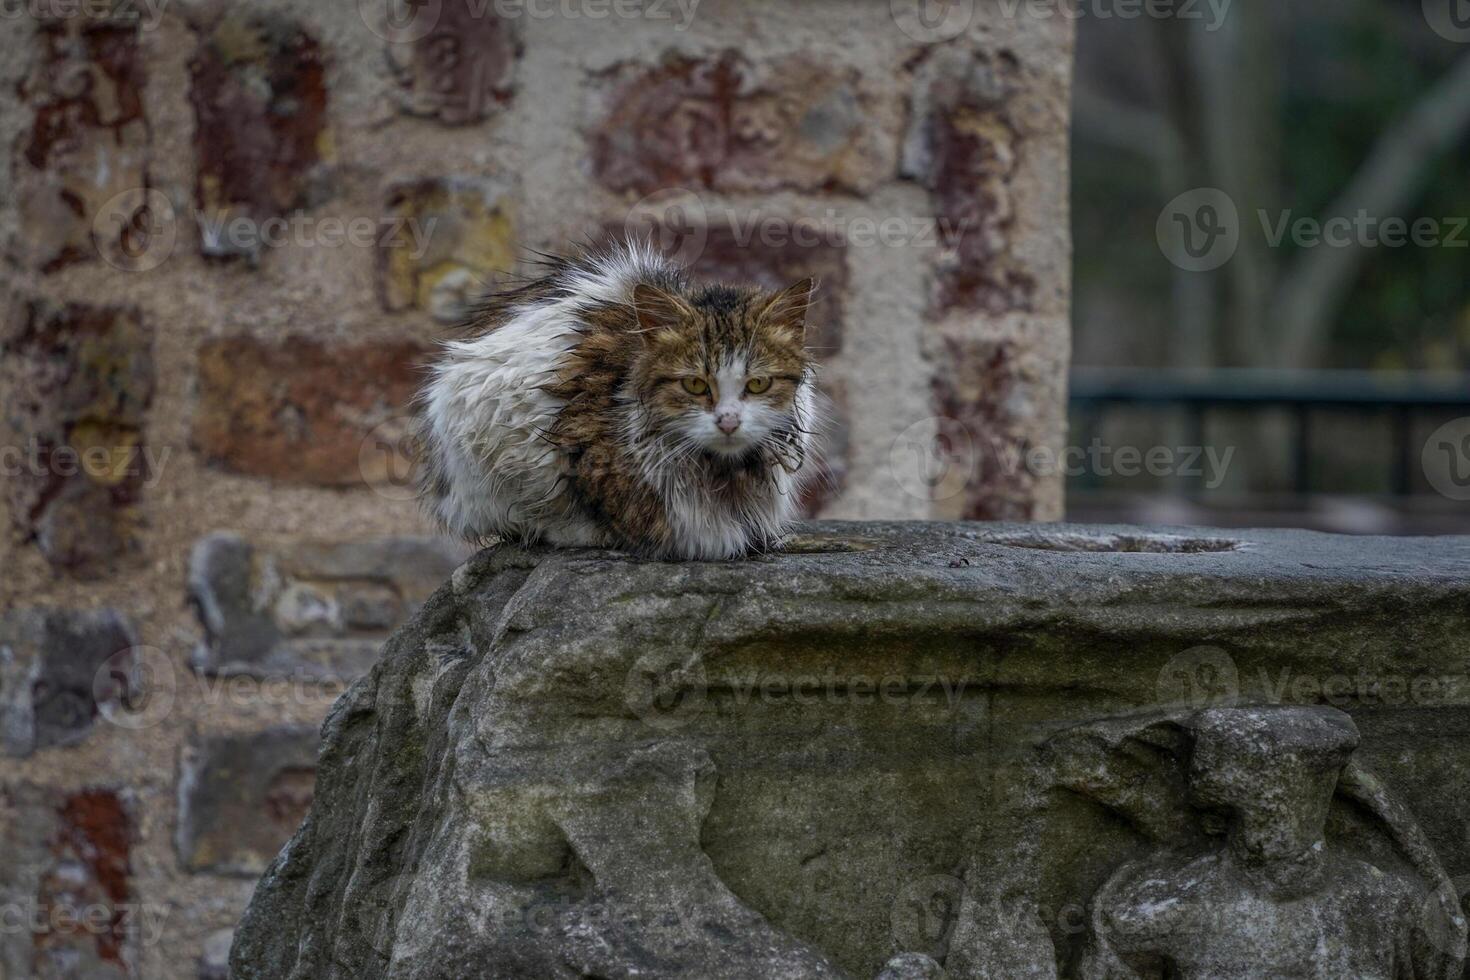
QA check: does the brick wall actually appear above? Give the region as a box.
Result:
[0,1,1072,976]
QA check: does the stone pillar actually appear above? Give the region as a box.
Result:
[0,4,1074,978]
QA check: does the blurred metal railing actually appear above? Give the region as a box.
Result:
[1069,369,1470,496]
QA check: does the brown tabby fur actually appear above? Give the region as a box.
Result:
[541,278,814,555]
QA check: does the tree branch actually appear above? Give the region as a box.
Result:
[1272,52,1470,366]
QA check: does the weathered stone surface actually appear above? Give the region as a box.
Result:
[928,337,1048,521]
[188,532,472,681]
[176,727,319,876]
[378,177,518,322]
[387,0,519,125]
[191,336,427,484]
[876,953,949,979]
[187,10,332,261]
[231,522,1470,979]
[0,785,140,979]
[902,47,1034,316]
[0,608,139,758]
[14,18,150,273]
[589,50,896,195]
[1,301,155,574]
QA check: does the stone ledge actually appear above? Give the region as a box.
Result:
[230,521,1470,979]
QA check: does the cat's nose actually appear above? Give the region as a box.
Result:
[716,412,741,435]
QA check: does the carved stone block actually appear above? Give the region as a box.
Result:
[228,524,1470,979]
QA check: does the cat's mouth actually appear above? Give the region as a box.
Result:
[702,433,760,460]
[700,446,762,473]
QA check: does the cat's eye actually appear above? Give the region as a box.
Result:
[681,377,710,396]
[745,377,772,394]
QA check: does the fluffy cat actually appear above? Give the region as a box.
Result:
[415,240,823,560]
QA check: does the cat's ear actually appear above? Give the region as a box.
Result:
[632,284,692,337]
[758,278,815,338]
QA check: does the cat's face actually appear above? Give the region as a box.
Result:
[630,279,814,461]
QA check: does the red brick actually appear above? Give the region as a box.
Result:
[930,338,1041,521]
[589,50,893,195]
[388,0,519,125]
[903,48,1035,316]
[191,336,427,485]
[187,11,332,260]
[684,225,848,358]
[1,786,137,978]
[14,20,150,273]
[1,301,154,574]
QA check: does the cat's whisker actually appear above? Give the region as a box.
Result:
[416,240,824,559]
